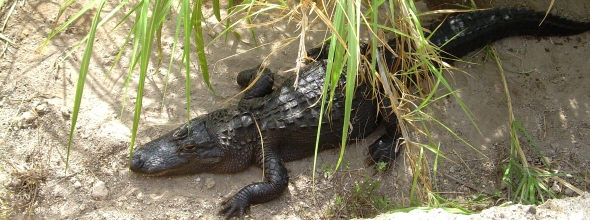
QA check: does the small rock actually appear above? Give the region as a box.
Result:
[74,181,82,189]
[19,29,29,41]
[205,178,215,189]
[159,68,168,76]
[527,206,537,215]
[550,182,561,193]
[297,192,305,199]
[61,106,72,118]
[91,181,108,200]
[270,208,278,215]
[21,111,38,123]
[35,103,48,114]
[565,188,576,197]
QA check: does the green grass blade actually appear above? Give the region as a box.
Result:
[223,0,235,41]
[336,0,360,171]
[66,0,106,172]
[369,0,385,86]
[162,1,185,107]
[120,12,144,120]
[111,1,141,31]
[313,0,347,182]
[42,0,83,51]
[129,0,161,157]
[212,0,222,21]
[50,1,130,64]
[213,1,288,46]
[409,146,424,205]
[153,0,174,69]
[106,25,133,79]
[192,0,216,94]
[182,0,192,120]
[45,0,130,55]
[105,1,138,79]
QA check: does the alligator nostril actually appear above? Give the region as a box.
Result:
[129,153,144,172]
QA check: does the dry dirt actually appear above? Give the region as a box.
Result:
[0,0,589,219]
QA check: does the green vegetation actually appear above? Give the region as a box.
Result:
[488,46,584,205]
[331,178,397,218]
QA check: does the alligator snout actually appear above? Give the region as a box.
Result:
[129,152,146,173]
[129,150,169,176]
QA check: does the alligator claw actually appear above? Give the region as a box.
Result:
[219,195,251,219]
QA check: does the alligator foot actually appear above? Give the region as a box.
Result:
[219,149,289,219]
[237,66,274,100]
[368,133,402,169]
[219,195,251,219]
[368,97,403,169]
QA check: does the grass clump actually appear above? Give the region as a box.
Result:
[488,46,584,205]
[2,157,48,219]
[330,177,397,218]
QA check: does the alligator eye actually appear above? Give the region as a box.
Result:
[181,143,196,151]
[172,125,188,140]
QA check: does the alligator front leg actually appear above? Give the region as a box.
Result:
[237,66,275,100]
[369,120,402,167]
[219,148,289,219]
[368,98,403,168]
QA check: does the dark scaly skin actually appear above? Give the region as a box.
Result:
[129,8,590,219]
[131,60,387,219]
[428,8,590,61]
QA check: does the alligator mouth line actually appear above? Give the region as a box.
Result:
[132,168,188,177]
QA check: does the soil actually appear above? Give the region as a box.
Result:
[0,0,589,219]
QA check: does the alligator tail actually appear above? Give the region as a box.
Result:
[427,8,590,61]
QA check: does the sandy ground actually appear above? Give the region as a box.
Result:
[0,0,589,219]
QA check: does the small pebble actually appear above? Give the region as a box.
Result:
[91,181,108,200]
[527,206,537,215]
[551,182,561,193]
[21,111,37,123]
[35,103,48,113]
[73,181,82,189]
[61,106,72,118]
[205,178,215,189]
[565,188,576,197]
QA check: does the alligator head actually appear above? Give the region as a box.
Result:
[130,115,224,176]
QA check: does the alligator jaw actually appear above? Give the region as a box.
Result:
[130,115,225,176]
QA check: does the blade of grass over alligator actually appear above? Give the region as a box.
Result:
[129,8,590,219]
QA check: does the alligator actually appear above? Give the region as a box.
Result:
[129,8,590,219]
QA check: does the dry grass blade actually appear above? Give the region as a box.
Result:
[1,0,17,32]
[540,0,555,25]
[0,33,15,45]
